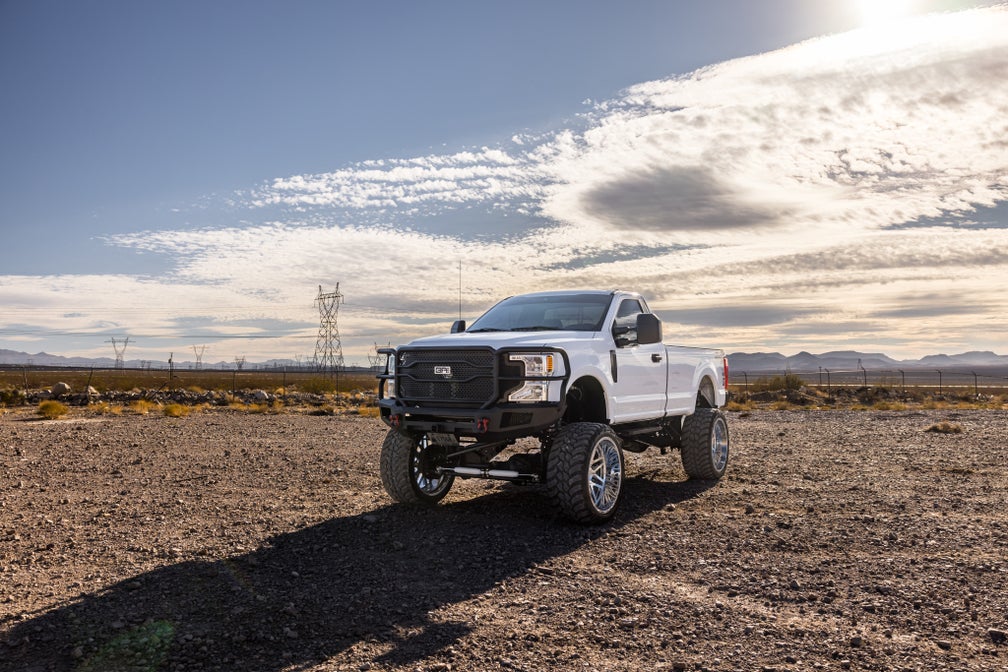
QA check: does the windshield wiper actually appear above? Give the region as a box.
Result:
[510,326,560,331]
[466,327,505,333]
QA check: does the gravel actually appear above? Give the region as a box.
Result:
[1,407,1006,671]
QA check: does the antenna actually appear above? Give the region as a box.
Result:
[313,283,345,377]
[106,336,130,369]
[459,259,462,320]
[192,344,206,370]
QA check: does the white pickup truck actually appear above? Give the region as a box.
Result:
[377,290,730,523]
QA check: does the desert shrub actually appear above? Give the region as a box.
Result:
[1,387,25,406]
[129,400,154,415]
[299,377,338,395]
[92,402,123,416]
[37,400,69,419]
[872,400,907,411]
[163,403,190,418]
[725,399,755,412]
[926,421,962,434]
[356,405,381,418]
[750,373,805,393]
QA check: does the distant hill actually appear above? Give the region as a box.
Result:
[3,347,1006,373]
[726,350,1008,372]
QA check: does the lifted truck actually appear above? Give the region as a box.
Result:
[377,290,730,524]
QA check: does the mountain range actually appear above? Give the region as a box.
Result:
[2,348,1007,372]
[725,350,1008,372]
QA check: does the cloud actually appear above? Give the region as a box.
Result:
[6,6,1008,361]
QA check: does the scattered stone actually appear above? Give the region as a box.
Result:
[52,382,71,396]
[989,628,1007,645]
[935,639,952,651]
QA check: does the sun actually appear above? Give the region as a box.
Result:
[857,0,915,25]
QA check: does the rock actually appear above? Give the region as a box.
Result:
[989,628,1007,645]
[253,390,272,402]
[52,382,71,396]
[850,635,863,648]
[935,639,952,650]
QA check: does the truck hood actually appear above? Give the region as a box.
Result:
[403,330,601,350]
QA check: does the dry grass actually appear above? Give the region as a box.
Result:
[91,402,123,416]
[926,421,963,434]
[37,400,69,419]
[128,400,155,415]
[163,403,190,418]
[872,400,907,411]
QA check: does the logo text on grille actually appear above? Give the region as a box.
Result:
[434,366,452,378]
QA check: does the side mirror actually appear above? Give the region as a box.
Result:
[451,320,466,333]
[636,313,662,345]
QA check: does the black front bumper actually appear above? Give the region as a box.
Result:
[378,398,565,444]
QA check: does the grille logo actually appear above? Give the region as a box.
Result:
[434,365,452,378]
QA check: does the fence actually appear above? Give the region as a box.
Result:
[730,367,1008,396]
[0,365,380,396]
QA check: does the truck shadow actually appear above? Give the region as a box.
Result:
[2,476,717,671]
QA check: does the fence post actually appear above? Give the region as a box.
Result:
[936,369,942,395]
[825,369,831,397]
[973,371,978,396]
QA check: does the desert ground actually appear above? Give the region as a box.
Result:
[1,407,1006,671]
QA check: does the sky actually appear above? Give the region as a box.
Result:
[2,0,1007,366]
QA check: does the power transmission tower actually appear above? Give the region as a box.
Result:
[367,341,390,372]
[367,342,382,372]
[314,283,345,377]
[107,336,130,369]
[192,345,206,370]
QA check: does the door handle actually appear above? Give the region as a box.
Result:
[651,353,663,363]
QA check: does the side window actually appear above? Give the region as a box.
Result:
[612,299,643,347]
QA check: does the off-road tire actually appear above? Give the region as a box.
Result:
[379,430,455,505]
[547,423,624,524]
[681,407,729,480]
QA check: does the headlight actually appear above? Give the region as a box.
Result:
[508,353,563,376]
[384,353,396,399]
[507,352,564,403]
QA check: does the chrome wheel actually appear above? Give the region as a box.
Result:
[710,416,729,473]
[588,436,623,515]
[411,437,452,498]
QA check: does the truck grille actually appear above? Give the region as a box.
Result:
[398,348,496,407]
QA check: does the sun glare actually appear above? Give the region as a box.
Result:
[857,0,915,25]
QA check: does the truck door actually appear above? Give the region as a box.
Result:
[609,299,668,423]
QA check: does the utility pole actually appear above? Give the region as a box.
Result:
[314,283,345,379]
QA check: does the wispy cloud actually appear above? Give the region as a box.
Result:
[6,6,1008,361]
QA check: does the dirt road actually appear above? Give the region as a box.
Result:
[1,408,1005,671]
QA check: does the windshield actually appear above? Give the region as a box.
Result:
[468,293,613,332]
